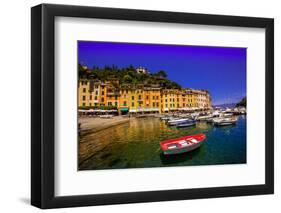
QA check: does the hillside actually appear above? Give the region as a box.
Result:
[236,97,246,107]
[79,64,182,89]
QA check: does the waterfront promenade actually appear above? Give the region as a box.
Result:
[79,116,130,137]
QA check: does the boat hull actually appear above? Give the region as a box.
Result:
[214,121,236,126]
[177,122,196,128]
[167,119,190,126]
[163,142,202,155]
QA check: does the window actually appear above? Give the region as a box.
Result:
[83,88,86,93]
[152,96,155,100]
[132,96,134,100]
[115,96,118,100]
[146,95,149,99]
[94,96,97,100]
[165,104,168,107]
[123,101,127,106]
[101,97,104,102]
[156,103,159,107]
[138,95,141,100]
[101,91,104,95]
[115,102,118,106]
[82,96,86,101]
[95,91,98,95]
[131,102,134,107]
[89,103,92,106]
[108,102,112,106]
[82,103,85,106]
[153,102,155,107]
[89,95,92,100]
[156,96,158,100]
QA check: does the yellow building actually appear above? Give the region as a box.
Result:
[161,89,178,112]
[143,86,161,111]
[78,80,212,112]
[78,80,97,107]
[185,89,211,109]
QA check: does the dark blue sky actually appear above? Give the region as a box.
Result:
[78,41,246,105]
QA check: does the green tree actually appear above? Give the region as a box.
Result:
[123,75,133,83]
[155,70,167,78]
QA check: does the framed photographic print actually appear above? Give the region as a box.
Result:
[31,4,274,209]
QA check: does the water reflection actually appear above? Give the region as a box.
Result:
[159,147,201,165]
[79,116,246,170]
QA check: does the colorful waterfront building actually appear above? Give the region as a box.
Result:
[78,80,212,113]
[185,89,212,109]
[78,80,98,107]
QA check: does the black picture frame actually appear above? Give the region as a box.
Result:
[31,3,274,209]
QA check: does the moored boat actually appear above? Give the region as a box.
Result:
[213,117,237,126]
[167,118,190,126]
[160,134,206,155]
[176,120,196,128]
[160,116,173,121]
[196,114,213,121]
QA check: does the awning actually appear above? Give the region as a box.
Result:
[120,107,129,111]
[78,109,89,112]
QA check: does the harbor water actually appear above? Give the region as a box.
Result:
[79,115,246,170]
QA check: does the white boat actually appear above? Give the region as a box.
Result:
[167,118,190,126]
[221,113,234,118]
[176,120,196,128]
[206,117,214,123]
[196,114,213,121]
[213,117,237,126]
[160,116,173,121]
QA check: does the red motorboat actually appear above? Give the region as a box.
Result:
[160,134,206,155]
